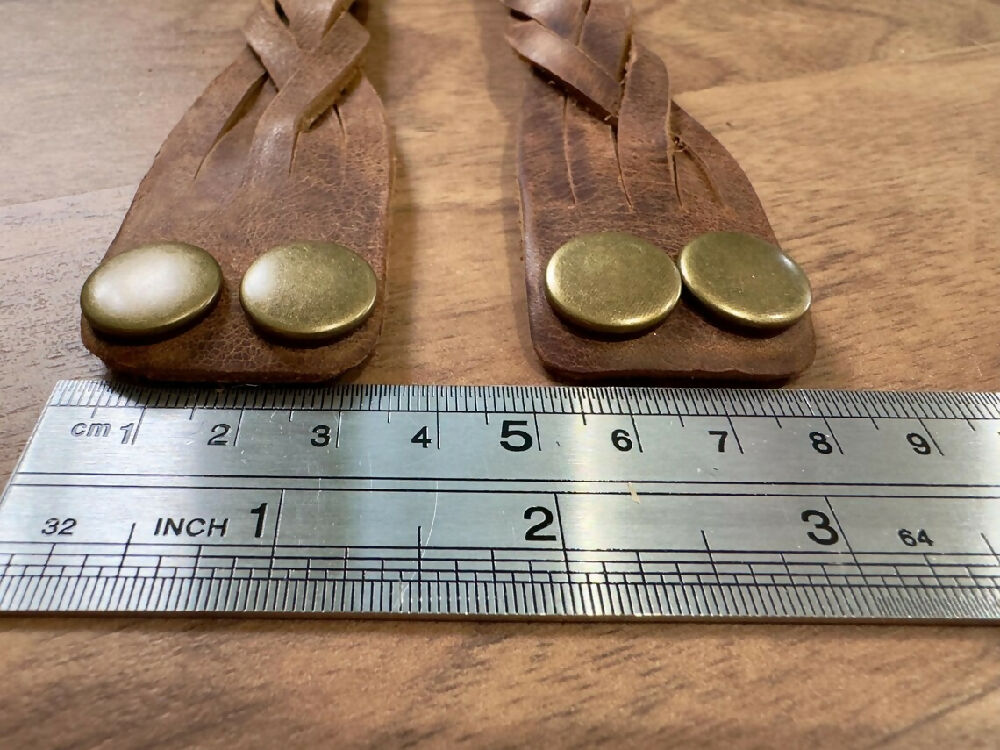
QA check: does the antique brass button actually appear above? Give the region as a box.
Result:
[544,231,681,334]
[80,242,222,339]
[679,231,811,330]
[240,242,377,343]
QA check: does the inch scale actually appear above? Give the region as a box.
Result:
[1,380,1000,621]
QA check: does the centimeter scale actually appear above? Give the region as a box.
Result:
[1,380,999,622]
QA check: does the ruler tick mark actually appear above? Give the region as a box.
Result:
[725,416,744,455]
[231,409,246,447]
[267,490,286,581]
[822,418,845,454]
[917,417,945,456]
[982,534,1000,566]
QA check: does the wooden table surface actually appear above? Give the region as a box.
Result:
[2,1,1000,747]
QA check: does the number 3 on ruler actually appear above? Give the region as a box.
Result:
[801,509,840,545]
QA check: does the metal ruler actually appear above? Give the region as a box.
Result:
[2,380,1000,621]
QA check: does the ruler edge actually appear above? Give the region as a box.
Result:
[42,379,1000,419]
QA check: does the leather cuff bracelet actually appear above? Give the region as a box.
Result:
[503,0,816,380]
[80,0,393,383]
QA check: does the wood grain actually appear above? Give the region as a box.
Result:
[2,0,1000,747]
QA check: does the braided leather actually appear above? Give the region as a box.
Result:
[502,0,638,125]
[241,0,369,179]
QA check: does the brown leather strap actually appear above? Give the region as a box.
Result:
[81,0,393,382]
[505,9,624,123]
[504,0,815,380]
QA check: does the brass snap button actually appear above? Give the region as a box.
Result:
[544,231,681,334]
[240,242,377,343]
[80,242,222,339]
[679,231,811,330]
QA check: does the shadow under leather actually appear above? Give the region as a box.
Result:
[1,613,994,640]
[540,369,796,388]
[471,0,548,379]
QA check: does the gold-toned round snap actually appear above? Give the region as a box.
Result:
[80,242,222,339]
[544,231,681,334]
[679,231,811,330]
[240,242,377,343]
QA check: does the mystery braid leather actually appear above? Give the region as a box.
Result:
[502,0,815,380]
[82,0,393,382]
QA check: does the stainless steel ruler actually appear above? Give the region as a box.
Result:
[2,379,1000,621]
